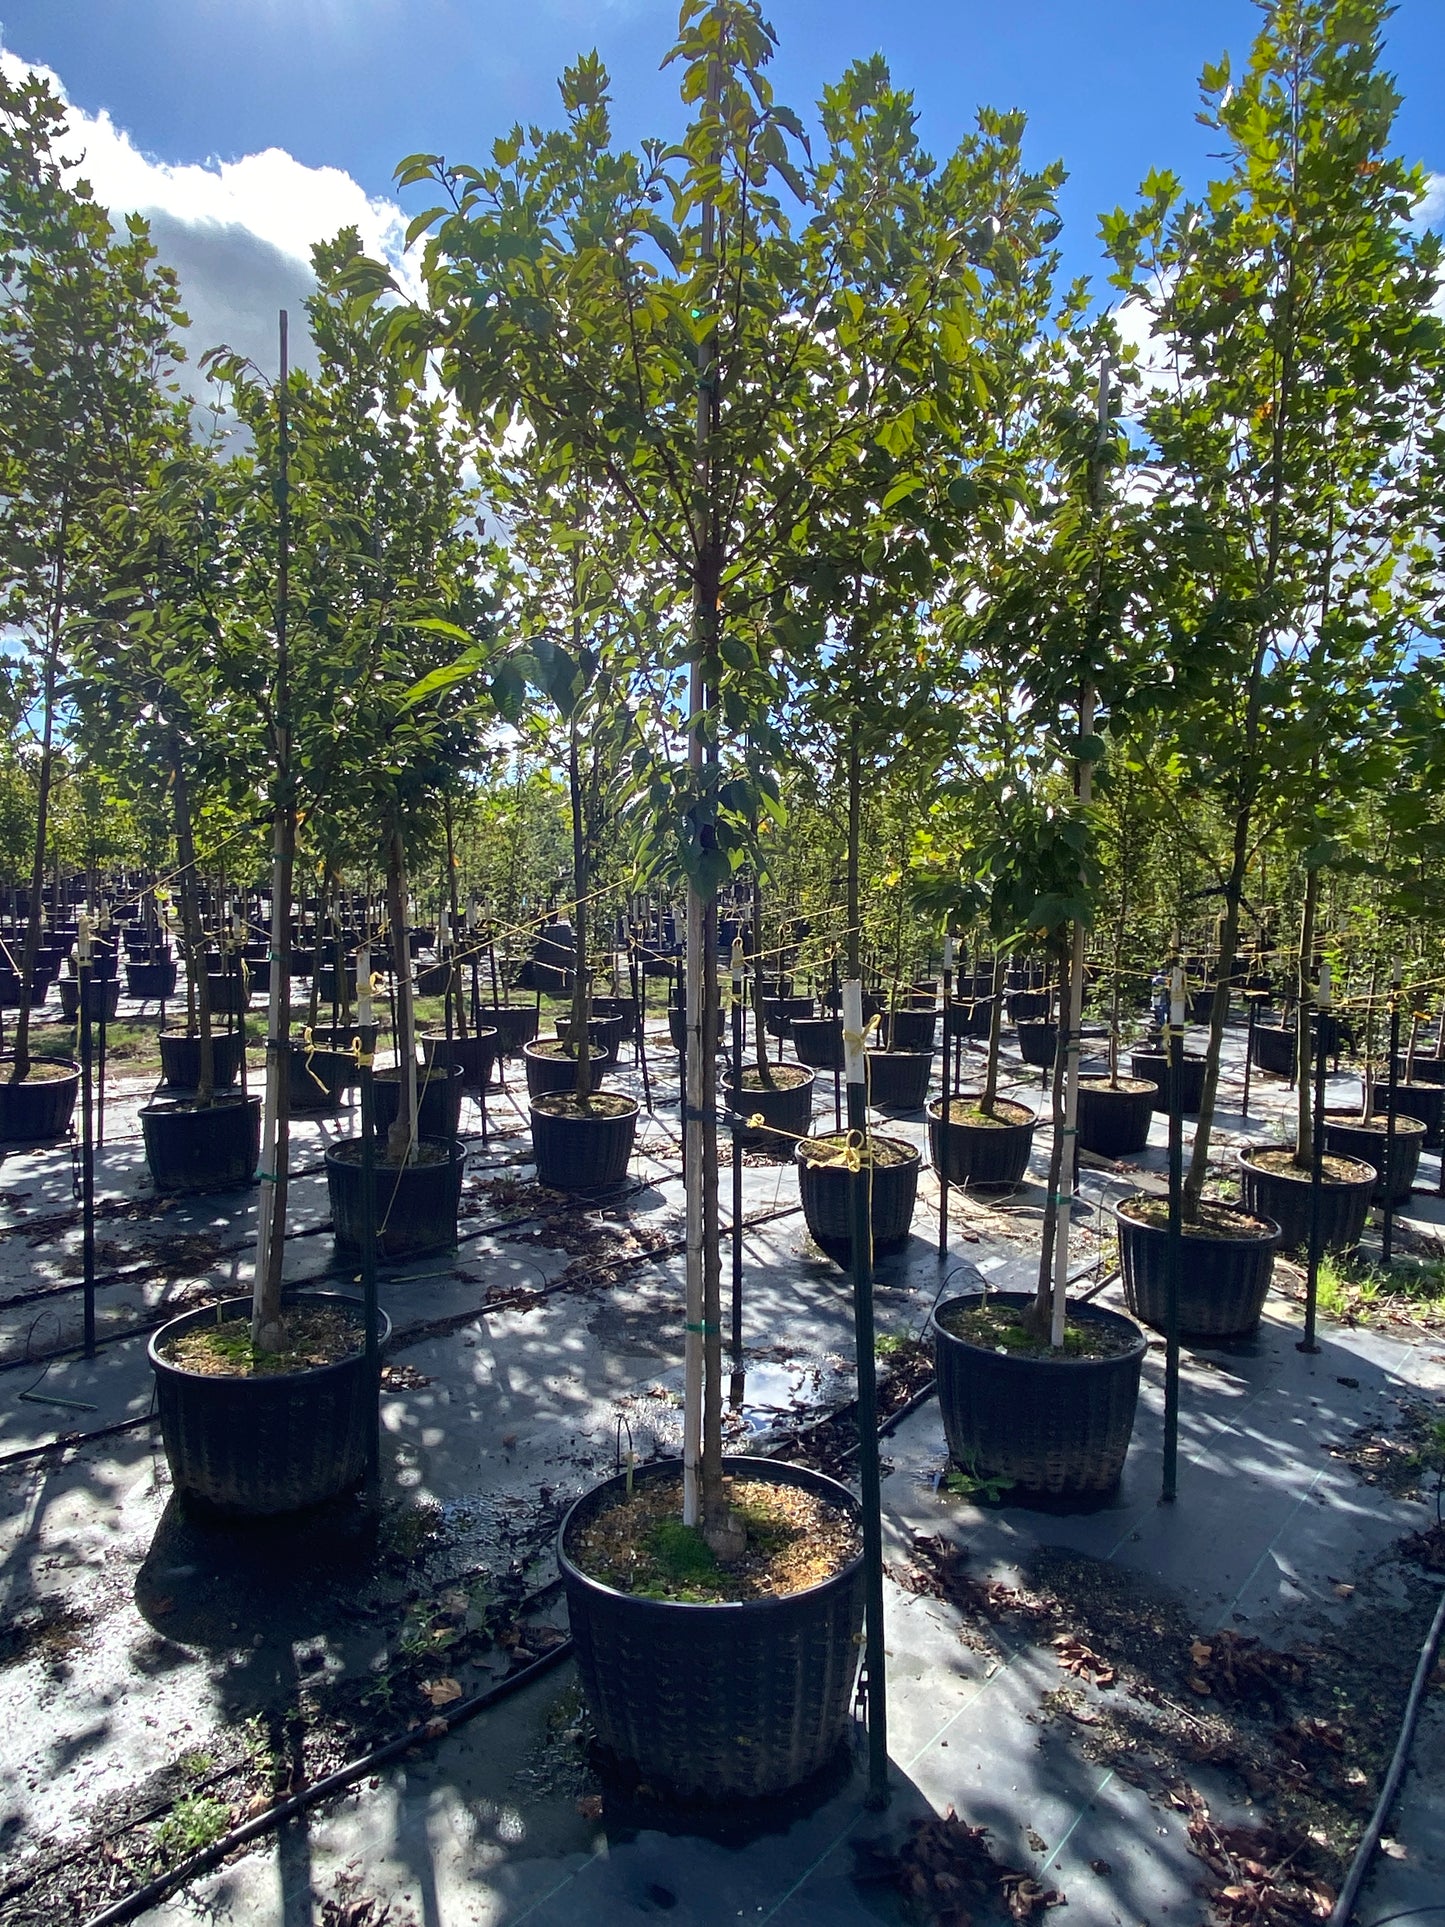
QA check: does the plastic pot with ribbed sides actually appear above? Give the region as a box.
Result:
[864,1048,933,1113]
[1321,1112,1425,1204]
[158,1027,244,1093]
[790,1015,844,1070]
[326,1135,466,1261]
[141,1093,260,1194]
[530,1092,639,1190]
[724,1063,815,1149]
[1370,1080,1445,1149]
[523,1037,609,1100]
[477,1006,539,1057]
[1075,1077,1156,1157]
[927,1096,1035,1191]
[148,1291,390,1516]
[1116,1194,1279,1340]
[423,1027,498,1092]
[558,1458,864,1801]
[1238,1145,1376,1254]
[0,1059,81,1141]
[1130,1049,1207,1114]
[373,1060,466,1140]
[796,1131,919,1267]
[932,1291,1146,1506]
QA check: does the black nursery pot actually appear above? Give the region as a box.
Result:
[372,1060,466,1141]
[149,1291,390,1516]
[125,958,178,1000]
[932,1291,1146,1505]
[1115,1195,1279,1340]
[1394,1053,1445,1087]
[477,1006,539,1057]
[881,1008,937,1053]
[927,1096,1035,1191]
[423,1027,498,1093]
[724,1064,815,1147]
[1321,1113,1424,1205]
[1371,1081,1445,1150]
[1238,1146,1376,1255]
[762,995,814,1039]
[945,998,992,1041]
[523,1039,609,1100]
[141,1093,260,1194]
[1006,989,1050,1023]
[1250,1024,1297,1079]
[592,994,640,1044]
[796,1132,920,1267]
[791,1015,845,1071]
[1130,1050,1207,1114]
[326,1134,467,1261]
[0,1061,81,1141]
[159,1027,243,1093]
[310,1022,380,1089]
[556,1011,627,1067]
[1016,1020,1057,1069]
[288,1039,351,1113]
[558,1458,865,1802]
[0,966,53,1009]
[530,1094,639,1190]
[1075,1077,1156,1157]
[58,976,120,1023]
[864,1049,933,1113]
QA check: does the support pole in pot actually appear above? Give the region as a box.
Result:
[938,933,953,1259]
[1162,964,1184,1504]
[730,937,745,1407]
[844,978,889,1809]
[356,947,381,1492]
[77,910,96,1361]
[1242,988,1264,1119]
[1382,960,1401,1266]
[1299,963,1330,1356]
[95,898,109,1149]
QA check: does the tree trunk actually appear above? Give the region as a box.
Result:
[385,822,419,1164]
[981,952,1005,1112]
[568,723,592,1104]
[12,523,68,1085]
[1294,863,1321,1165]
[169,733,214,1104]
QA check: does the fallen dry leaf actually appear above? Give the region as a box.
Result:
[1053,1634,1116,1687]
[421,1676,462,1708]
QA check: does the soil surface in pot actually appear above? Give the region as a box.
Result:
[732,1064,812,1091]
[798,1132,914,1170]
[528,1038,605,1062]
[937,1298,1138,1362]
[570,1473,860,1604]
[330,1138,456,1171]
[934,1096,1032,1128]
[1126,1194,1277,1239]
[1244,1148,1371,1185]
[1079,1076,1157,1096]
[4,1058,76,1083]
[159,1304,362,1377]
[531,1091,636,1121]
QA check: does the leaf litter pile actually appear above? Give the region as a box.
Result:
[856,1807,1065,1925]
[883,1528,1445,1925]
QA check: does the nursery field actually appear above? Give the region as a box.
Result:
[1,971,1443,1927]
[6,0,1445,1922]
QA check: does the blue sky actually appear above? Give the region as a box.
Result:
[1,0,1442,370]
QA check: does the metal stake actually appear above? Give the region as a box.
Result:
[1162,966,1183,1503]
[844,979,889,1808]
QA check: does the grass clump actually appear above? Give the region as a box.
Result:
[154,1793,230,1862]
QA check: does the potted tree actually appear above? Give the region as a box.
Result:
[1107,1,1443,1303]
[0,68,182,1140]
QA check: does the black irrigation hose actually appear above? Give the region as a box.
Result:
[0,1162,687,1373]
[1327,1582,1445,1927]
[0,1198,805,1473]
[73,1328,929,1927]
[78,1640,576,1927]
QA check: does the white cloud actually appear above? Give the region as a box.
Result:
[1412,171,1445,232]
[0,44,413,376]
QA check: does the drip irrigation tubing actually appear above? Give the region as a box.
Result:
[0,1196,806,1472]
[60,1327,927,1927]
